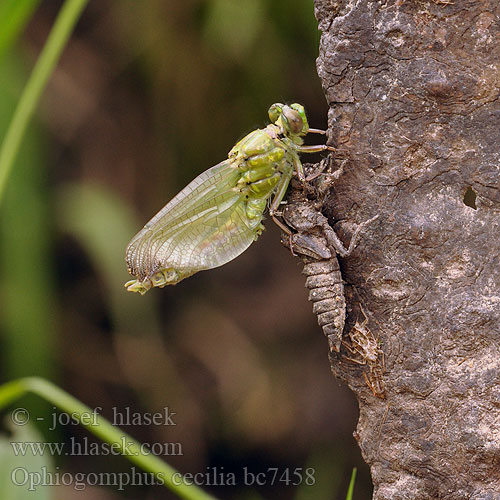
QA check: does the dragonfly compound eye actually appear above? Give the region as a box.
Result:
[268,103,284,124]
[282,106,304,135]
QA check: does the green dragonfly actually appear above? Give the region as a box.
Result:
[125,103,333,294]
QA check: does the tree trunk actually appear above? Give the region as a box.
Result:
[308,1,500,498]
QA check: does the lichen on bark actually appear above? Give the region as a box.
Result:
[303,1,500,498]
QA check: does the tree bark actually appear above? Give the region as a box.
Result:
[309,1,500,498]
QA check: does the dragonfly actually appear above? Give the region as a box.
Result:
[125,103,334,294]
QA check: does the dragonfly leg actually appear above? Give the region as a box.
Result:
[298,144,336,154]
[306,158,346,183]
[318,213,379,258]
[272,214,292,234]
[268,171,294,232]
[269,172,293,216]
[288,233,297,256]
[292,155,305,182]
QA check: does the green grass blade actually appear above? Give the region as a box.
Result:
[0,377,218,500]
[0,0,89,205]
[345,467,357,500]
[0,53,55,387]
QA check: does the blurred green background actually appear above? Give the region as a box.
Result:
[0,0,372,498]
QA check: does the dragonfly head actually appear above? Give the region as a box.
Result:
[268,103,309,137]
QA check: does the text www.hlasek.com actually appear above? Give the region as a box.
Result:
[10,436,182,457]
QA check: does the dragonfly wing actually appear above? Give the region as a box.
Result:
[126,159,260,282]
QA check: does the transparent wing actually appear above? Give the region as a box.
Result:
[126,159,261,280]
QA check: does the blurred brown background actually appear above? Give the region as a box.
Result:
[0,0,372,498]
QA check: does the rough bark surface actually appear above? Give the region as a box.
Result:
[309,1,500,498]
